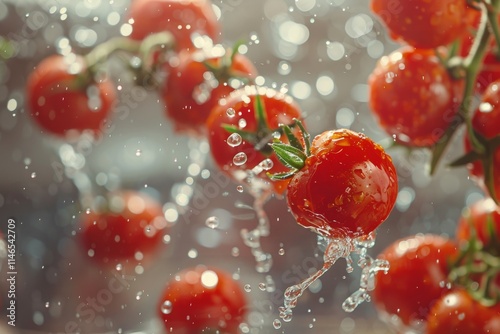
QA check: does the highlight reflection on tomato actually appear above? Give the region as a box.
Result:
[158,266,247,333]
[27,54,115,138]
[80,191,167,266]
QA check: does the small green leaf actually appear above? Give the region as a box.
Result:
[271,143,307,170]
[202,60,219,73]
[282,124,303,151]
[448,150,482,167]
[267,170,297,181]
[254,93,268,133]
[230,40,245,61]
[294,119,311,156]
[429,127,457,174]
[483,154,499,205]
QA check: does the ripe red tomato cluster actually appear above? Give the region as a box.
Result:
[369,1,500,332]
[31,0,500,331]
[369,1,500,203]
[373,198,500,333]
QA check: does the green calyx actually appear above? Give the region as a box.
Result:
[449,132,500,204]
[449,215,500,307]
[267,119,311,181]
[222,93,276,157]
[202,41,253,86]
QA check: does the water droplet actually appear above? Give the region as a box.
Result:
[205,216,219,229]
[258,282,266,291]
[233,152,247,166]
[31,172,36,178]
[280,83,289,94]
[266,275,276,292]
[279,248,285,255]
[236,185,244,193]
[227,133,242,147]
[231,247,240,257]
[244,284,252,292]
[188,249,198,258]
[238,118,247,128]
[135,149,142,157]
[273,319,282,329]
[226,108,236,117]
[259,158,274,171]
[115,263,123,271]
[161,300,173,314]
[45,302,50,308]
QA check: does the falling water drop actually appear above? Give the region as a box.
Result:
[205,216,219,229]
[259,158,274,171]
[238,118,247,128]
[161,300,173,314]
[233,152,247,166]
[227,133,243,147]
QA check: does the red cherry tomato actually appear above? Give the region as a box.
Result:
[456,198,500,250]
[370,0,468,49]
[464,80,500,200]
[80,191,167,265]
[26,54,115,138]
[455,198,500,291]
[427,289,500,334]
[158,266,247,333]
[368,47,464,147]
[161,48,257,136]
[206,85,304,195]
[286,129,397,239]
[373,234,458,330]
[127,0,220,52]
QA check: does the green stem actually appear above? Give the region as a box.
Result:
[84,37,141,70]
[461,5,492,155]
[138,31,175,70]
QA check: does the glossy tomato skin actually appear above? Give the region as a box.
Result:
[427,289,500,334]
[158,266,247,333]
[127,0,220,52]
[27,54,115,138]
[456,198,500,250]
[286,129,397,239]
[373,234,458,329]
[370,0,467,49]
[206,86,303,195]
[80,191,167,265]
[464,80,500,200]
[162,49,257,136]
[369,47,464,147]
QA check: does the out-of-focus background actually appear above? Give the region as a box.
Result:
[0,0,482,333]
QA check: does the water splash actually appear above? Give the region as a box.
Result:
[240,188,274,274]
[277,232,388,323]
